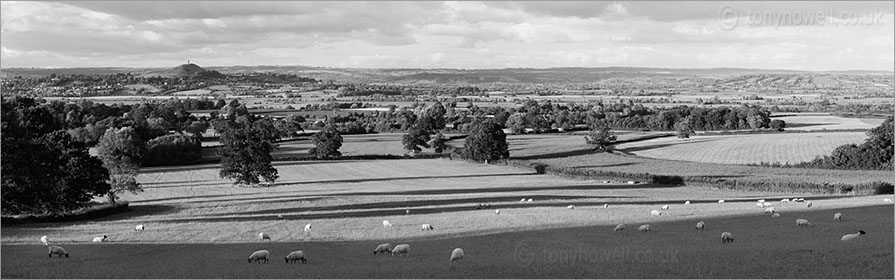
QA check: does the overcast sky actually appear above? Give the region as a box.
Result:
[1,1,892,71]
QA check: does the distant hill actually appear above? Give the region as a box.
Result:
[140,63,223,78]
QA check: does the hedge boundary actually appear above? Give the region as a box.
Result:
[1,202,130,225]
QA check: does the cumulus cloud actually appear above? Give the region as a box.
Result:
[1,1,892,71]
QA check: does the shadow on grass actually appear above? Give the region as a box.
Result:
[572,162,640,169]
[510,148,598,160]
[92,205,179,222]
[266,172,537,187]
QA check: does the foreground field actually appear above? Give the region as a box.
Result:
[613,132,868,165]
[3,205,891,278]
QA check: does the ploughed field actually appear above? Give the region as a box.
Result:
[3,205,891,278]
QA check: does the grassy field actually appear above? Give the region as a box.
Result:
[3,205,891,278]
[774,113,885,131]
[613,132,868,165]
[503,131,668,160]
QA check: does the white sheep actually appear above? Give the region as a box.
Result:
[684,201,690,205]
[771,213,781,218]
[833,213,842,221]
[40,235,48,246]
[884,198,893,203]
[495,209,500,215]
[248,250,270,263]
[527,198,533,203]
[841,230,866,242]
[780,198,789,203]
[696,221,705,230]
[520,198,526,202]
[421,224,435,231]
[764,207,776,214]
[721,232,734,243]
[450,248,464,262]
[405,209,411,215]
[567,205,575,210]
[603,204,609,208]
[796,198,805,202]
[796,219,812,227]
[258,232,271,241]
[285,250,307,263]
[383,220,393,228]
[392,244,410,256]
[650,210,662,217]
[304,224,312,232]
[613,223,626,231]
[762,202,773,208]
[661,205,669,210]
[757,199,765,203]
[638,224,651,231]
[277,215,283,219]
[91,235,108,243]
[373,243,393,255]
[806,201,813,208]
[717,200,725,204]
[755,202,764,208]
[47,246,68,258]
[135,224,145,231]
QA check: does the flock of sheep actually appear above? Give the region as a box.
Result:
[36,196,889,262]
[602,197,873,244]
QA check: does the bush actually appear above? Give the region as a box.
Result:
[142,133,202,166]
[1,201,129,225]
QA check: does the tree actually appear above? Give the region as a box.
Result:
[675,117,694,139]
[310,123,343,159]
[429,131,447,154]
[584,123,617,152]
[97,126,145,204]
[769,119,786,131]
[218,116,280,186]
[402,128,431,155]
[462,120,509,163]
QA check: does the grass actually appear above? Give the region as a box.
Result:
[503,131,669,160]
[613,132,868,165]
[773,113,885,131]
[3,205,891,278]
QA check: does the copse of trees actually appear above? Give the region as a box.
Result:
[1,97,111,214]
[142,133,203,166]
[799,116,893,170]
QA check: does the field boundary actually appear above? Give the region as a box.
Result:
[1,202,130,225]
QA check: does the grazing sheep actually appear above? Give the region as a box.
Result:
[383,220,393,228]
[421,224,435,231]
[248,250,270,263]
[304,224,312,232]
[392,244,410,256]
[135,224,145,231]
[48,246,68,258]
[661,205,669,210]
[755,202,764,208]
[258,232,271,242]
[841,230,866,242]
[796,219,812,227]
[405,208,411,215]
[277,215,283,219]
[602,180,611,184]
[603,204,609,208]
[764,207,776,214]
[780,198,790,203]
[613,223,626,232]
[520,198,526,202]
[757,199,765,203]
[796,198,805,202]
[638,224,651,231]
[684,201,690,205]
[696,221,705,230]
[717,200,725,204]
[527,198,533,203]
[763,202,773,208]
[771,213,781,218]
[884,198,893,203]
[450,248,464,262]
[91,235,108,243]
[495,209,500,215]
[567,205,575,210]
[285,250,307,264]
[373,243,393,255]
[806,201,813,208]
[833,213,842,221]
[40,235,48,246]
[721,232,734,243]
[650,210,662,217]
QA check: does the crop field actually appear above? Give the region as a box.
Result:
[613,132,868,165]
[503,131,671,160]
[3,205,891,278]
[773,114,885,131]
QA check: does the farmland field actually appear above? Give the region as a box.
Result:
[613,132,868,165]
[2,205,891,278]
[773,113,886,131]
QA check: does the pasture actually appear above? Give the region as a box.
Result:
[3,205,891,278]
[774,113,885,131]
[613,132,868,165]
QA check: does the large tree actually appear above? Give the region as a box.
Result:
[310,123,343,159]
[584,122,617,152]
[217,115,280,186]
[462,120,509,163]
[402,128,431,155]
[97,126,145,204]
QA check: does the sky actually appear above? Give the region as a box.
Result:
[1,1,893,71]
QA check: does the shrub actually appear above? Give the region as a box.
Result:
[143,133,202,166]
